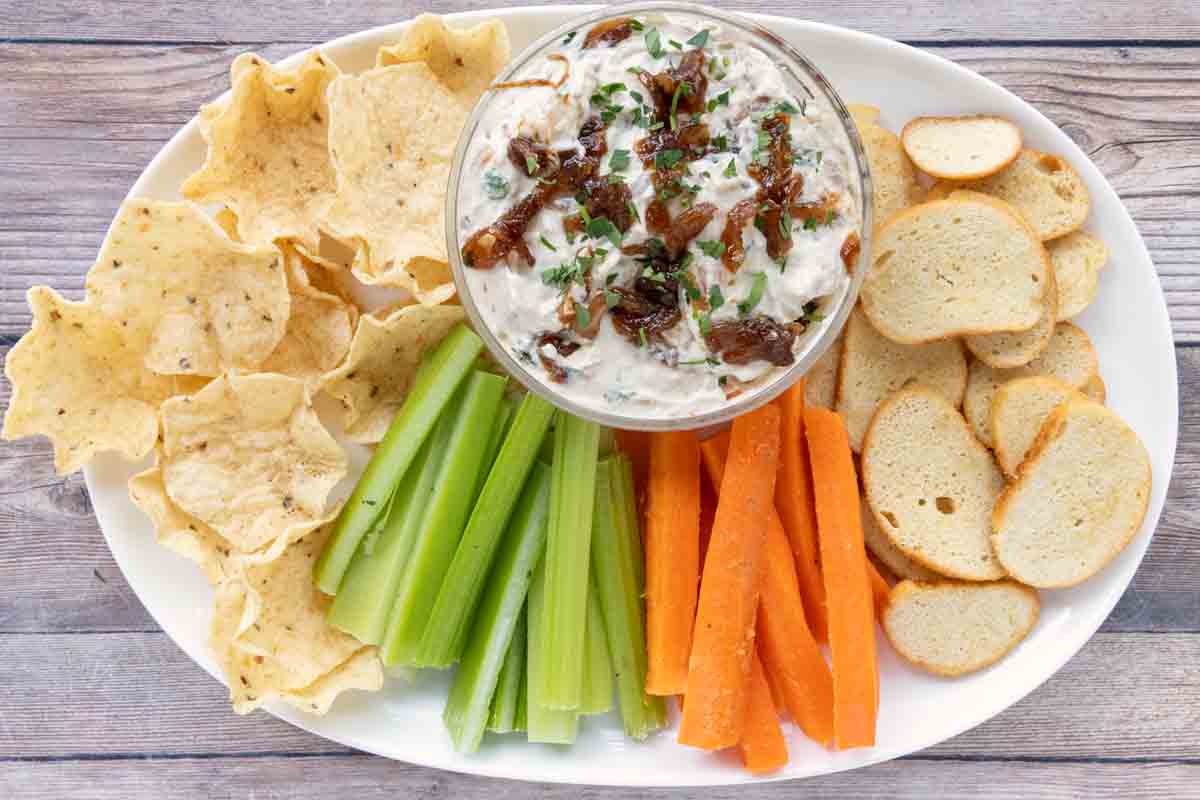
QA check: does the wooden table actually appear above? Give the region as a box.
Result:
[1,2,1197,797]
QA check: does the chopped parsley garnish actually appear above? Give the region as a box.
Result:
[542,261,584,290]
[654,148,685,170]
[669,81,692,131]
[723,158,737,178]
[717,89,731,106]
[586,216,623,249]
[709,55,730,81]
[687,29,710,48]
[609,149,631,171]
[697,240,726,259]
[524,155,538,176]
[752,129,772,165]
[639,327,649,348]
[630,89,644,104]
[483,169,509,200]
[576,304,592,329]
[641,265,666,283]
[775,99,802,115]
[708,283,725,310]
[779,215,792,240]
[626,199,640,223]
[669,39,683,50]
[605,289,621,308]
[802,216,819,232]
[598,82,627,96]
[738,272,768,315]
[539,235,557,252]
[696,311,712,336]
[630,19,645,31]
[562,31,577,45]
[800,299,825,324]
[645,28,664,59]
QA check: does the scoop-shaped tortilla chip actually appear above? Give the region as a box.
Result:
[2,287,182,474]
[320,303,464,443]
[376,15,510,107]
[259,248,355,385]
[160,373,346,552]
[320,64,467,301]
[85,199,289,377]
[210,523,382,715]
[182,51,340,250]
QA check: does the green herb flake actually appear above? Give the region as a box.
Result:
[687,29,710,48]
[586,217,623,249]
[737,272,767,316]
[717,89,731,107]
[539,235,557,252]
[669,39,683,51]
[609,149,631,171]
[654,149,684,170]
[669,81,691,132]
[779,215,792,241]
[697,312,712,336]
[638,328,649,349]
[483,170,509,200]
[605,289,621,308]
[803,216,818,232]
[576,304,591,329]
[626,200,640,223]
[708,283,725,310]
[525,155,538,176]
[775,100,801,115]
[563,31,577,45]
[697,240,725,259]
[645,28,664,59]
[723,159,737,178]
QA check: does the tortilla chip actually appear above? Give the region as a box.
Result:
[320,303,464,443]
[159,373,346,552]
[214,207,241,240]
[182,52,340,250]
[84,199,288,377]
[320,64,467,301]
[2,287,179,474]
[258,248,355,385]
[210,523,382,714]
[376,15,510,107]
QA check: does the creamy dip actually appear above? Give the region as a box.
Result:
[457,13,862,420]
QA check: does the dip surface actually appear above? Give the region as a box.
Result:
[457,12,862,420]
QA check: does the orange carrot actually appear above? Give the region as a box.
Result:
[702,432,835,747]
[775,380,829,643]
[762,657,788,720]
[678,405,781,749]
[697,468,718,569]
[867,559,892,618]
[805,407,878,750]
[644,430,701,696]
[737,652,789,774]
[615,429,651,497]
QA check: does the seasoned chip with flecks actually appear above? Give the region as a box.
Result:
[85,199,289,377]
[376,14,510,107]
[182,52,340,250]
[320,64,467,301]
[160,373,346,552]
[210,523,382,715]
[320,303,464,443]
[2,287,179,474]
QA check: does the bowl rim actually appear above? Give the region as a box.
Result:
[443,0,874,431]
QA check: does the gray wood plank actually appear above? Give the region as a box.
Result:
[1,346,1197,634]
[0,631,1196,761]
[2,0,1199,44]
[2,747,1199,799]
[2,43,1197,339]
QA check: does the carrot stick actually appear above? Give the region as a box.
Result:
[804,407,878,750]
[701,433,835,747]
[775,380,829,643]
[678,406,780,750]
[762,656,788,720]
[697,453,719,569]
[643,431,701,696]
[737,652,789,774]
[615,430,651,497]
[866,559,891,618]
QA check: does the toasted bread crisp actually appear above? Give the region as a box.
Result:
[1082,373,1107,404]
[901,115,1022,180]
[965,254,1057,368]
[847,103,880,128]
[855,121,921,230]
[861,194,1048,344]
[935,149,1090,241]
[964,322,1098,447]
[883,580,1039,676]
[862,500,941,582]
[1048,230,1109,319]
[836,307,967,451]
[993,398,1151,587]
[990,376,1079,477]
[862,386,1007,581]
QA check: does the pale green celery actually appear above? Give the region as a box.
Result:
[538,412,601,710]
[443,463,550,752]
[591,455,666,738]
[514,668,528,733]
[474,395,515,502]
[326,433,440,645]
[380,371,507,666]
[526,555,579,744]
[580,578,614,715]
[487,607,527,734]
[315,324,482,594]
[420,393,556,668]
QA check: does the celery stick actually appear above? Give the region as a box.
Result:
[381,371,507,666]
[420,393,556,667]
[514,667,528,733]
[539,412,601,709]
[443,463,550,752]
[580,578,614,715]
[592,455,666,738]
[487,606,527,734]
[475,396,515,501]
[326,432,440,644]
[315,324,482,594]
[526,554,579,744]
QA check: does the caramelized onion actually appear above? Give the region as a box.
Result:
[705,316,797,366]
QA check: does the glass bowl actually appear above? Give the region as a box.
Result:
[445,0,872,431]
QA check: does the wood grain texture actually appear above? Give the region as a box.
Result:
[1,43,1197,339]
[2,0,1198,44]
